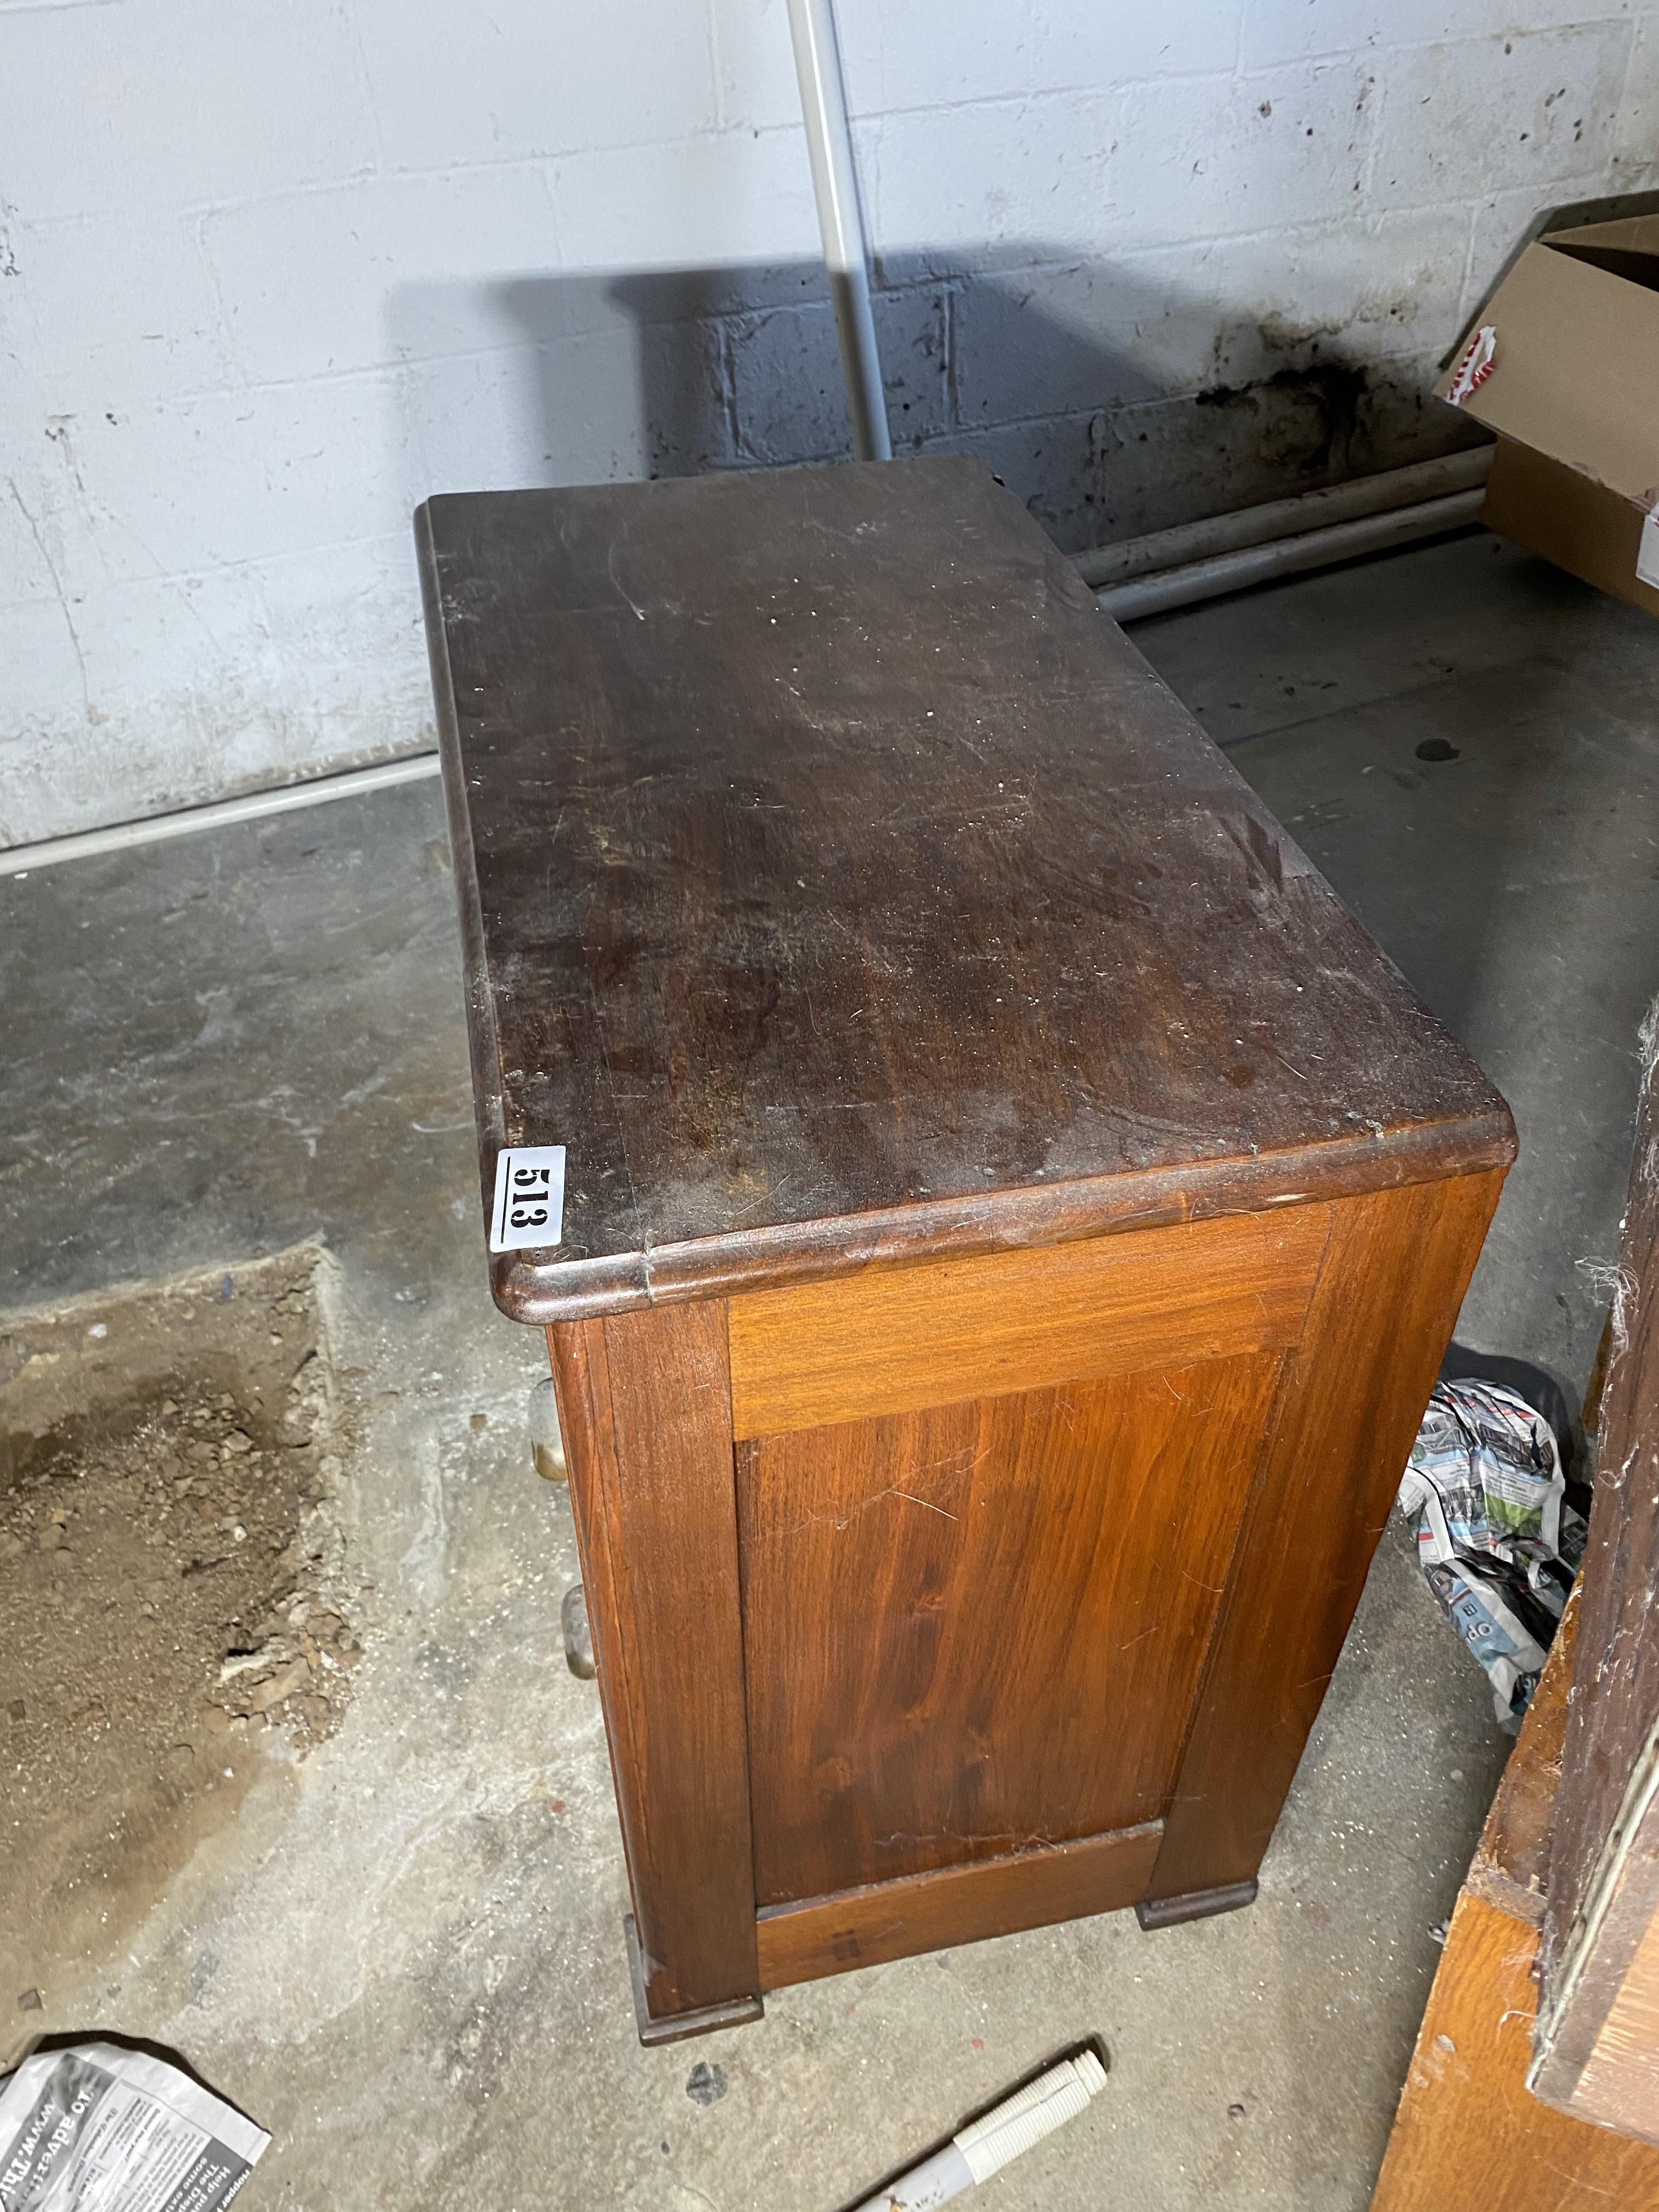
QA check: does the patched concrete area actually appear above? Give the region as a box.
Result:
[2,531,1655,2208]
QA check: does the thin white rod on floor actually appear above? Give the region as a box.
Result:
[1077,445,1493,591]
[0,753,441,878]
[1093,487,1486,622]
[786,0,891,462]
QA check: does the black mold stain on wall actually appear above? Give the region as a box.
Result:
[1194,360,1374,477]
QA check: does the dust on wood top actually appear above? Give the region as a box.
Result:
[416,456,1514,1322]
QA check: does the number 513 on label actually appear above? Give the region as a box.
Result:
[488,1145,567,1253]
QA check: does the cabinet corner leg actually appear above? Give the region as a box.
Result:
[1135,1879,1259,1932]
[624,1915,764,2046]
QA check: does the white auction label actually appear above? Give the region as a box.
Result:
[489,1145,566,1252]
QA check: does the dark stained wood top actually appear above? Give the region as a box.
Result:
[416,457,1514,1323]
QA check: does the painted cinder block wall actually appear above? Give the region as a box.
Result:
[2,0,1657,847]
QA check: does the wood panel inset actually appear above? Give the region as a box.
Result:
[755,1820,1163,1992]
[549,1305,761,2022]
[727,1204,1328,1438]
[738,1350,1286,1909]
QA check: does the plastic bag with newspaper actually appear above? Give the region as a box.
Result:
[0,2041,268,2211]
[1397,1377,1588,1730]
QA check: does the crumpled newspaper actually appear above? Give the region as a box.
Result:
[0,2040,267,2211]
[1397,1378,1587,1728]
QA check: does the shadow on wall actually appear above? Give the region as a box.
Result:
[387,248,1488,555]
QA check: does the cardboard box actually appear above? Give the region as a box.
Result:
[1436,215,1659,619]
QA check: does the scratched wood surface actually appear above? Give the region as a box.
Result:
[418,457,1513,1324]
[738,1349,1286,1907]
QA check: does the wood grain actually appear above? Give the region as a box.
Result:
[418,458,1515,1326]
[1370,1621,1659,2208]
[738,1351,1285,1906]
[1368,1893,1659,2212]
[755,1820,1163,1991]
[547,1304,760,2023]
[1146,1170,1505,1905]
[1466,1591,1578,1928]
[727,1204,1327,1437]
[1574,1879,1659,2139]
[1537,1011,1659,2131]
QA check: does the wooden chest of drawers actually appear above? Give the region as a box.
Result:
[417,456,1514,2042]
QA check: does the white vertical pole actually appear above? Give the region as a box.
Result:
[784,0,892,462]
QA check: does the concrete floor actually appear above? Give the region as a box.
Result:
[3,528,1657,2209]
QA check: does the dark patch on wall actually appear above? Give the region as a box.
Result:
[420,254,1487,562]
[1194,360,1373,478]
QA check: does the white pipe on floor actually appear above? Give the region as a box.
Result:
[1094,486,1488,623]
[0,753,441,878]
[786,0,891,462]
[1076,445,1492,590]
[849,2049,1108,2211]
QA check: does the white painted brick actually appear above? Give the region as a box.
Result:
[40,376,410,577]
[0,458,66,610]
[713,0,1032,136]
[875,287,953,447]
[1243,0,1640,68]
[637,319,740,475]
[836,0,1033,113]
[726,285,948,462]
[0,562,278,842]
[712,0,807,134]
[7,210,235,413]
[240,535,431,754]
[400,331,707,495]
[1102,64,1374,251]
[868,93,1116,257]
[353,0,716,168]
[66,568,270,733]
[873,67,1371,259]
[0,599,89,804]
[1615,14,1659,181]
[1462,186,1554,327]
[1,540,427,847]
[548,127,821,270]
[399,349,563,500]
[0,0,376,223]
[1029,0,1242,92]
[1375,26,1631,202]
[725,302,850,465]
[202,168,564,387]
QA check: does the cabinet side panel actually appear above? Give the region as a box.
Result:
[549,1304,760,2017]
[741,1351,1284,1907]
[1147,1169,1505,1906]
